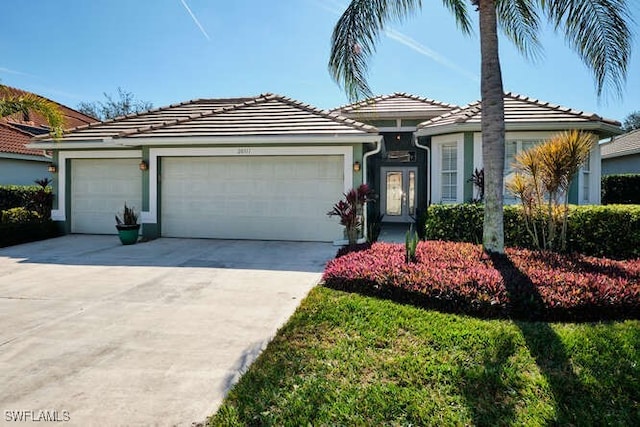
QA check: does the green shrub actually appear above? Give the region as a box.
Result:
[602,174,640,204]
[0,221,61,248]
[424,204,640,260]
[0,183,53,217]
[1,207,41,224]
[423,203,484,244]
[566,205,640,259]
[0,185,38,210]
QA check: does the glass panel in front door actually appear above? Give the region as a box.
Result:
[386,172,403,216]
[408,170,415,216]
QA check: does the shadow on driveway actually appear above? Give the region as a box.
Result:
[0,235,336,273]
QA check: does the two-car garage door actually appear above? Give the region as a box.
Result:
[161,156,343,241]
[70,155,344,241]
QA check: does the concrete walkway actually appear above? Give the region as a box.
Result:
[0,235,335,426]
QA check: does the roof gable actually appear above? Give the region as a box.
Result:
[37,94,378,142]
[417,93,621,135]
[601,129,640,158]
[332,92,457,119]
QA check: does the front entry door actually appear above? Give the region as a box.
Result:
[381,166,417,222]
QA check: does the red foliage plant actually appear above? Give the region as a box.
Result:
[327,184,374,228]
[322,241,640,321]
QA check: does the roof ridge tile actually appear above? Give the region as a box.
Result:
[112,93,377,138]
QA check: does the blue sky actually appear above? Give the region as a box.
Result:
[1,0,639,123]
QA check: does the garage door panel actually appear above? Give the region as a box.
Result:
[71,158,142,235]
[161,156,344,241]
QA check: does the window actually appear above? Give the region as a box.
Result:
[441,143,457,202]
[504,140,540,173]
[582,155,591,203]
[504,139,541,202]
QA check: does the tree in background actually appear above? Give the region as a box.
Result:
[328,0,632,254]
[77,87,152,121]
[0,85,64,137]
[622,111,640,132]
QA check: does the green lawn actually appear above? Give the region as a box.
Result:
[209,287,640,426]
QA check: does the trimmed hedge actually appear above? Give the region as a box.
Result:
[0,221,61,248]
[0,184,53,217]
[1,207,41,223]
[0,185,57,247]
[423,204,640,260]
[323,241,640,322]
[602,174,640,204]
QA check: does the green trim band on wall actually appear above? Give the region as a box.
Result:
[141,147,150,212]
[568,173,579,204]
[463,132,474,201]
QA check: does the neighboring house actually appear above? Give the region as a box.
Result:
[29,94,381,242]
[29,92,622,242]
[600,129,640,175]
[0,86,95,185]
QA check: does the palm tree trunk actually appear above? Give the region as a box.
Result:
[478,0,505,254]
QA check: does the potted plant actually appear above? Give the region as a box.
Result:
[115,203,140,245]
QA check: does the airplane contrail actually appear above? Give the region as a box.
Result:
[179,0,210,41]
[385,28,479,82]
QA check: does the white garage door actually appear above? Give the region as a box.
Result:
[71,158,142,234]
[161,156,344,241]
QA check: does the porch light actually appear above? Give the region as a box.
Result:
[139,160,149,171]
[353,161,361,172]
[48,163,57,173]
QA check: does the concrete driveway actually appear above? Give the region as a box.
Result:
[0,235,335,426]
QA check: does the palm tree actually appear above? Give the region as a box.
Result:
[0,85,64,138]
[328,0,632,254]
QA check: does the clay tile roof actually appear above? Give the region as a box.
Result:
[601,129,640,158]
[0,85,97,129]
[0,123,46,157]
[331,92,458,118]
[418,92,621,131]
[37,94,378,141]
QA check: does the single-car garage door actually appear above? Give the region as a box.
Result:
[71,158,142,234]
[161,156,344,241]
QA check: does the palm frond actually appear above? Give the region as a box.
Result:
[0,91,65,138]
[441,0,473,34]
[540,0,633,98]
[329,0,473,102]
[496,0,542,60]
[329,0,424,101]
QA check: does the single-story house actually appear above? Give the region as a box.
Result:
[600,129,640,175]
[30,92,622,242]
[0,85,95,185]
[30,94,381,242]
